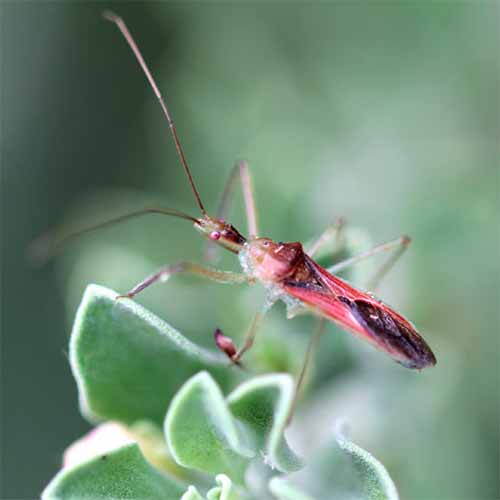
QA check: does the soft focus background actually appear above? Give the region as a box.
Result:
[2,2,498,499]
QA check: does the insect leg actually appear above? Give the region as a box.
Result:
[214,163,241,222]
[365,236,412,291]
[205,161,259,262]
[116,262,248,299]
[205,164,240,262]
[327,235,411,291]
[231,311,263,363]
[218,161,258,237]
[305,216,345,258]
[238,161,259,239]
[286,318,325,426]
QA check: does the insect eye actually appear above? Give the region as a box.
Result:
[210,231,221,240]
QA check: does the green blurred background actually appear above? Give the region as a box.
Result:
[2,2,498,499]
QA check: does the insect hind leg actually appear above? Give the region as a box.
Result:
[286,318,325,426]
[306,216,345,259]
[327,235,411,292]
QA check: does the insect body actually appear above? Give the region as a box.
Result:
[240,238,435,369]
[48,12,436,372]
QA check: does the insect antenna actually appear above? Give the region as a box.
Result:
[103,11,207,216]
[29,207,198,265]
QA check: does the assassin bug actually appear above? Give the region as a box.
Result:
[42,12,436,374]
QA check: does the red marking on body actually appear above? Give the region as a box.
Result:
[281,256,436,369]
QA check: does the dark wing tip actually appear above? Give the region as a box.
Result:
[346,298,437,370]
[399,347,437,370]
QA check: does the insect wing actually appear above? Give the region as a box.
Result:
[282,257,436,369]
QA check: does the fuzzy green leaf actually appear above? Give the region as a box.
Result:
[165,371,252,482]
[70,285,236,426]
[42,443,185,500]
[227,374,303,472]
[336,433,399,500]
[181,486,204,500]
[269,428,398,500]
[181,475,247,500]
[165,372,302,483]
[206,474,245,500]
[268,479,315,500]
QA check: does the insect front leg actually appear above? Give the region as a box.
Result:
[327,235,411,291]
[238,161,259,239]
[231,311,263,363]
[205,161,259,262]
[306,216,345,258]
[214,307,267,364]
[116,262,249,300]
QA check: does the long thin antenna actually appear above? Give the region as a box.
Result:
[29,207,198,264]
[103,11,207,216]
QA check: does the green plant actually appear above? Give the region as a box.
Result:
[43,285,399,499]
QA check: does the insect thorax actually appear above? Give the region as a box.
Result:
[238,241,305,315]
